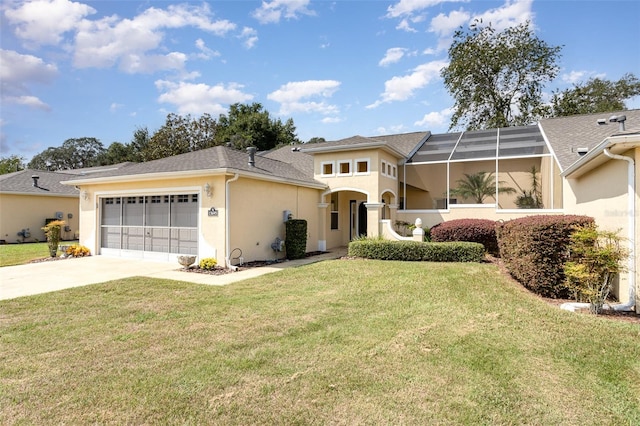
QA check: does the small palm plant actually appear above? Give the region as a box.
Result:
[515,166,543,209]
[450,171,515,204]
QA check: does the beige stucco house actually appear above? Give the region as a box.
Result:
[0,169,80,243]
[61,109,640,312]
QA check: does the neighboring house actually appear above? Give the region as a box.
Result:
[0,169,80,243]
[62,110,640,312]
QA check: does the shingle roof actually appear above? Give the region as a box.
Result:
[0,169,79,196]
[260,144,314,179]
[61,145,324,187]
[301,132,429,158]
[55,162,134,175]
[539,109,640,171]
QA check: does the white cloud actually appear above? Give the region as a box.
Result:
[239,27,259,49]
[110,103,124,113]
[252,0,315,24]
[72,3,235,73]
[379,48,407,67]
[414,107,454,127]
[0,49,57,111]
[562,71,586,84]
[194,39,221,60]
[4,0,96,46]
[155,80,253,115]
[268,80,341,115]
[561,70,606,85]
[5,95,51,111]
[321,117,342,124]
[386,0,451,19]
[367,60,448,108]
[429,8,470,37]
[473,0,533,32]
[396,18,417,33]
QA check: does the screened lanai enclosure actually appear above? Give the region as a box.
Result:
[401,125,562,211]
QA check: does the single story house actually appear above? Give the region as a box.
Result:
[0,169,80,243]
[62,109,640,312]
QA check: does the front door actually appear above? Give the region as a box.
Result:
[350,200,368,240]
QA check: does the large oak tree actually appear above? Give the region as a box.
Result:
[441,21,562,130]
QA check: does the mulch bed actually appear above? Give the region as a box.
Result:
[487,255,640,325]
[181,251,328,276]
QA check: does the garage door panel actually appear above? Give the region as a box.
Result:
[100,195,198,258]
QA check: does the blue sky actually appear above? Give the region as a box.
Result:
[1,0,639,162]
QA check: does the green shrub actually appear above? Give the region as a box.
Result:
[565,226,628,314]
[348,239,484,262]
[42,220,65,257]
[496,214,595,298]
[430,219,498,255]
[285,219,307,260]
[199,257,218,270]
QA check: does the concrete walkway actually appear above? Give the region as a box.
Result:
[0,248,347,301]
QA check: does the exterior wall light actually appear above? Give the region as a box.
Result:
[81,190,89,200]
[204,183,212,198]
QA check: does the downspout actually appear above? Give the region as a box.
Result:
[561,148,636,312]
[225,174,240,270]
[602,148,635,311]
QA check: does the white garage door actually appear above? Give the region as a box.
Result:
[99,194,198,260]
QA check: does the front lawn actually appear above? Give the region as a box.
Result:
[1,260,639,424]
[0,242,50,267]
[0,241,79,267]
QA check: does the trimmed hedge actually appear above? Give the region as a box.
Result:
[348,239,485,263]
[430,219,499,255]
[496,214,595,298]
[285,219,307,260]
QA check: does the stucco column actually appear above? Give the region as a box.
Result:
[388,203,399,226]
[364,202,384,237]
[318,202,328,251]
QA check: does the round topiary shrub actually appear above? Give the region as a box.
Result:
[430,219,499,255]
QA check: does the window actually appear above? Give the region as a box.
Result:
[381,160,397,179]
[330,192,339,230]
[338,160,351,176]
[321,161,335,176]
[355,158,370,175]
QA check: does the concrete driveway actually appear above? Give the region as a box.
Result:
[0,249,347,301]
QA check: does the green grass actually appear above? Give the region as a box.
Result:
[0,242,50,266]
[0,241,79,267]
[1,259,639,424]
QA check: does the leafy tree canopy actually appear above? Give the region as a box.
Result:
[214,103,300,151]
[28,137,105,170]
[0,155,25,174]
[306,137,326,144]
[142,113,218,161]
[441,20,562,130]
[549,73,640,117]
